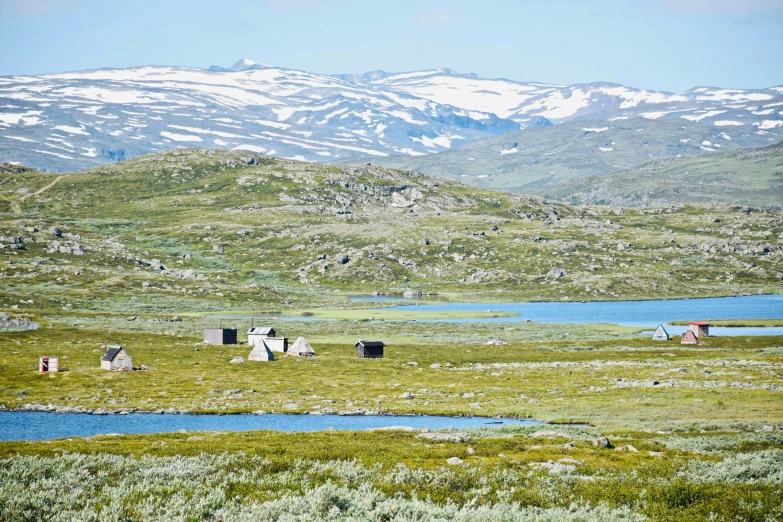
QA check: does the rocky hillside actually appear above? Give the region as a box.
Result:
[0,149,781,315]
[543,139,783,208]
[348,117,781,201]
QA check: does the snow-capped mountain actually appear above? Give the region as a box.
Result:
[0,59,781,172]
[363,69,783,126]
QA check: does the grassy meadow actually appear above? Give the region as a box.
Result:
[1,150,782,520]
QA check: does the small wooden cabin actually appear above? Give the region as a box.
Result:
[689,321,710,338]
[101,345,133,370]
[652,324,670,341]
[203,328,238,345]
[681,330,699,345]
[39,356,59,373]
[356,340,385,359]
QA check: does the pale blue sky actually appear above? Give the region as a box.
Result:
[1,0,781,91]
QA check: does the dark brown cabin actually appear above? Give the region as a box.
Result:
[355,340,385,358]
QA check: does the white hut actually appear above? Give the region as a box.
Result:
[652,324,670,341]
[248,340,274,361]
[248,327,288,352]
[101,345,132,370]
[288,336,315,357]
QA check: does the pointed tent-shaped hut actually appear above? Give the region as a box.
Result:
[652,324,670,341]
[680,330,699,345]
[288,336,315,357]
[248,340,274,361]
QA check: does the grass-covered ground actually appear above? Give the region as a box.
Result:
[1,150,782,520]
[2,318,781,429]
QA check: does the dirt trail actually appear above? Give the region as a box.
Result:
[10,176,64,213]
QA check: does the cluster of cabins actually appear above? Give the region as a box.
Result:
[37,322,713,374]
[652,321,711,344]
[38,328,386,374]
[203,326,386,361]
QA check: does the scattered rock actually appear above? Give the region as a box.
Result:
[591,436,613,449]
[446,457,463,465]
[486,339,508,346]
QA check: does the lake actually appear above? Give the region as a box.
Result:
[0,412,541,442]
[383,294,783,335]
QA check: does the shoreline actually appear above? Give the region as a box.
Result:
[1,404,533,420]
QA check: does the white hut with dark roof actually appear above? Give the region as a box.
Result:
[101,345,132,370]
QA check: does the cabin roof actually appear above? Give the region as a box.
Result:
[355,340,385,348]
[689,321,710,326]
[101,345,125,362]
[248,327,275,335]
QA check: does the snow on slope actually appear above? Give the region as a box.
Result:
[1,59,782,172]
[0,61,518,171]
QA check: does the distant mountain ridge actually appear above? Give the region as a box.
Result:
[0,58,781,173]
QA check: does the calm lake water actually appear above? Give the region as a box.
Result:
[0,412,541,442]
[384,294,783,335]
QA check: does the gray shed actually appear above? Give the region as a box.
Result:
[204,328,238,345]
[101,345,132,371]
[355,340,385,359]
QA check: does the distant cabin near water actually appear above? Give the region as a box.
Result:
[681,330,699,345]
[356,340,385,359]
[652,324,670,341]
[203,328,238,345]
[101,345,132,370]
[689,321,710,338]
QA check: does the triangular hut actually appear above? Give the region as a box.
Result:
[248,340,274,361]
[680,330,699,345]
[652,324,670,341]
[289,336,315,357]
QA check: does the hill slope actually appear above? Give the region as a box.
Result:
[543,139,783,207]
[1,149,781,315]
[345,117,779,195]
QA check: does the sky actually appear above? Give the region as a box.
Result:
[0,0,781,91]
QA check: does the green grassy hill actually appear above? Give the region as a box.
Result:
[543,138,783,207]
[1,148,781,316]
